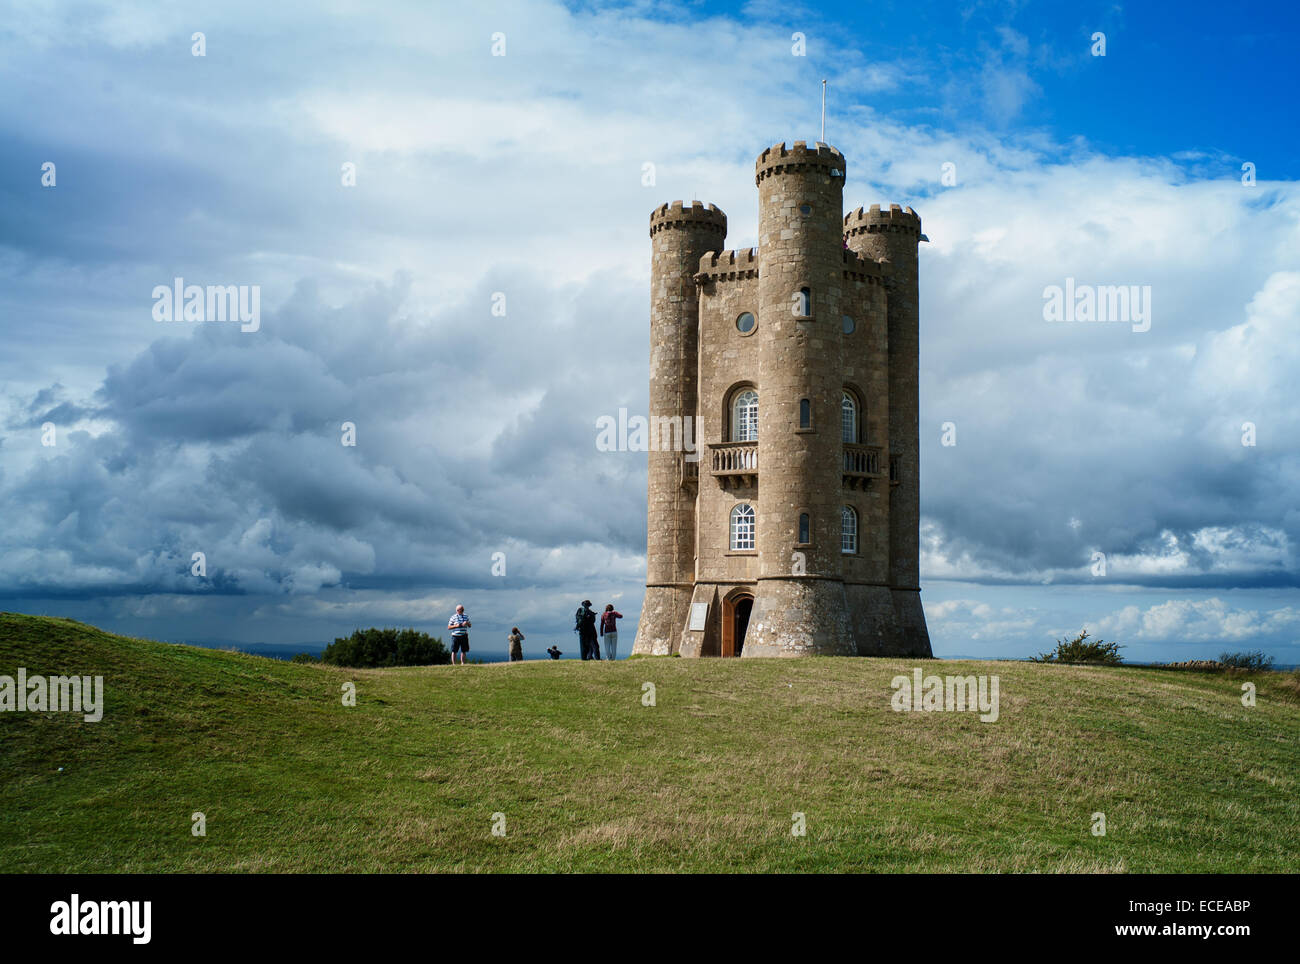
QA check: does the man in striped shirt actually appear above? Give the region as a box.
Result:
[448,605,471,664]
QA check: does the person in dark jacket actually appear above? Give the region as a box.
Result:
[599,604,623,661]
[575,600,599,660]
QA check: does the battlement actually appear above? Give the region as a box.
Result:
[840,248,886,284]
[695,247,760,284]
[699,248,759,270]
[843,204,922,239]
[755,141,846,186]
[649,200,728,239]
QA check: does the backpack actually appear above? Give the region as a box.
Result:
[574,607,584,633]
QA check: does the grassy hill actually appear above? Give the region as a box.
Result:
[2,612,1297,873]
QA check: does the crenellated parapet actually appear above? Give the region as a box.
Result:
[649,200,728,239]
[840,248,887,285]
[843,204,922,240]
[755,140,846,186]
[695,247,760,284]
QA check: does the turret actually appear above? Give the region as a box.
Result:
[634,201,727,656]
[844,204,932,656]
[745,142,856,656]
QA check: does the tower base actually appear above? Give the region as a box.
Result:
[743,578,856,657]
[891,588,933,657]
[845,583,902,656]
[632,584,692,656]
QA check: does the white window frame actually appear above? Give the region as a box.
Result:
[841,505,858,554]
[732,389,758,442]
[730,503,756,551]
[841,391,858,443]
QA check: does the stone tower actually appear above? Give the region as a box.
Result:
[632,141,932,659]
[844,203,930,655]
[637,200,728,656]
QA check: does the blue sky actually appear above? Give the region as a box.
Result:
[1,0,1297,663]
[708,0,1300,177]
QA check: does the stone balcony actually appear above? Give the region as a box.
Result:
[680,455,699,490]
[843,443,884,489]
[709,441,757,489]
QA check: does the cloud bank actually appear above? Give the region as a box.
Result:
[1,1,1296,658]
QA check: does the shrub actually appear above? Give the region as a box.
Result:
[290,652,320,664]
[321,627,450,668]
[1218,650,1275,672]
[1033,629,1123,665]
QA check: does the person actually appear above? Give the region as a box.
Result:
[546,645,562,660]
[600,604,623,661]
[575,600,599,660]
[507,626,525,662]
[447,605,471,664]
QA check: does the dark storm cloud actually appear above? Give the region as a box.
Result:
[0,270,650,600]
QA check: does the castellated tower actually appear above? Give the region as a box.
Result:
[637,201,728,656]
[845,203,932,655]
[632,142,932,659]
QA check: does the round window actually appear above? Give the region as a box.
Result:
[842,315,855,334]
[799,203,812,216]
[736,312,756,334]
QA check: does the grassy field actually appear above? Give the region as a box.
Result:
[2,612,1297,873]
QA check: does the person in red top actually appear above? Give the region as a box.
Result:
[599,604,623,661]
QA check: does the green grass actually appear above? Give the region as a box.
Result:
[2,612,1297,873]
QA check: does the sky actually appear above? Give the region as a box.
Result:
[1,0,1297,663]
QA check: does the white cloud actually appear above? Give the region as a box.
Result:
[1097,599,1300,643]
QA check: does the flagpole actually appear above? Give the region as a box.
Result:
[821,79,826,142]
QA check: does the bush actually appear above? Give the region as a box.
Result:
[1218,650,1275,672]
[321,627,450,668]
[290,652,320,664]
[1033,629,1123,665]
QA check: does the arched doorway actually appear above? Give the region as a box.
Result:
[721,591,754,657]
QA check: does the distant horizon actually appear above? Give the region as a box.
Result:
[171,635,1300,671]
[16,611,1286,669]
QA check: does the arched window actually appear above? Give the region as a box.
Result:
[798,398,811,429]
[793,287,811,317]
[730,503,756,550]
[841,506,858,554]
[798,512,810,545]
[732,389,758,442]
[841,392,858,443]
